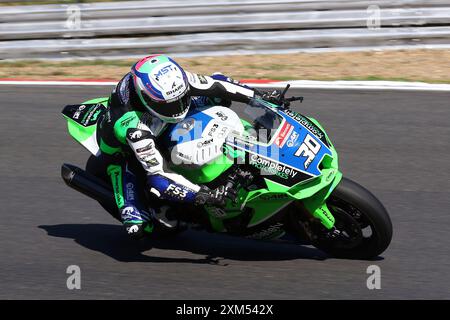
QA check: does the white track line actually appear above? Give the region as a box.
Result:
[251,80,450,92]
[1,80,450,91]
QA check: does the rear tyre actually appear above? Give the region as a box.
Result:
[313,177,393,260]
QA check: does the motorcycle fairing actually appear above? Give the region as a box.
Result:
[61,98,108,156]
[224,112,333,187]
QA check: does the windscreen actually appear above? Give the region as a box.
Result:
[239,99,283,144]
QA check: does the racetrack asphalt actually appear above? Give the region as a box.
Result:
[0,85,449,299]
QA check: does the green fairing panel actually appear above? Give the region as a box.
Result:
[65,118,96,142]
[80,98,122,155]
[246,197,293,227]
[82,97,109,105]
[63,97,108,141]
[205,121,342,231]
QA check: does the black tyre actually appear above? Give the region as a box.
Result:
[313,177,393,260]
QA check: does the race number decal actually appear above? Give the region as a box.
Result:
[294,134,321,169]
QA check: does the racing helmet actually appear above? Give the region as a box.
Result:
[131,54,191,123]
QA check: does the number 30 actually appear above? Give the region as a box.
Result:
[294,134,320,169]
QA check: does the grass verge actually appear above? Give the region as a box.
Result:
[1,49,449,83]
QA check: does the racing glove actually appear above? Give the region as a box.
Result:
[194,185,237,207]
[261,89,283,105]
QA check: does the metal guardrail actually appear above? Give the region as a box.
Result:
[1,0,449,22]
[2,27,450,59]
[1,0,450,59]
[2,8,450,41]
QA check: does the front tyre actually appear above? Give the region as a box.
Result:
[314,177,393,260]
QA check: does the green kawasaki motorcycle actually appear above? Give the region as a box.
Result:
[61,85,392,259]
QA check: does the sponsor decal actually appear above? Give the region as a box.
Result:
[109,167,124,207]
[143,156,159,167]
[249,154,298,180]
[274,121,293,148]
[153,64,176,81]
[126,225,139,234]
[321,207,334,222]
[286,131,299,148]
[80,104,103,126]
[136,140,155,154]
[73,104,86,120]
[217,126,228,138]
[165,184,189,200]
[91,109,102,122]
[284,110,324,140]
[197,138,214,148]
[177,152,192,161]
[120,115,136,127]
[125,183,135,201]
[130,130,142,140]
[198,75,208,84]
[215,111,228,121]
[325,169,336,182]
[246,222,284,240]
[207,123,219,137]
[166,83,184,96]
[260,194,289,201]
[121,206,136,217]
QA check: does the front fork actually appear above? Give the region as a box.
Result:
[300,172,342,229]
[303,201,335,229]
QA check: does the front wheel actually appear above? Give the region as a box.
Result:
[313,177,393,260]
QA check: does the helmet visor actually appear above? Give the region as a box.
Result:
[141,92,191,118]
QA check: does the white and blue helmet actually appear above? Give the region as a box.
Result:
[131,54,191,123]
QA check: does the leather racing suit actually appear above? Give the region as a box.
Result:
[97,72,256,238]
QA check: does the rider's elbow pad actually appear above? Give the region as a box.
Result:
[126,128,163,173]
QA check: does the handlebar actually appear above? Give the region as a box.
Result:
[276,84,304,109]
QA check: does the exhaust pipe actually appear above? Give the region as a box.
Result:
[61,163,115,205]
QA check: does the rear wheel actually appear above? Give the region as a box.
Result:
[313,178,393,259]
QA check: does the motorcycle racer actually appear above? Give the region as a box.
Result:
[98,54,264,239]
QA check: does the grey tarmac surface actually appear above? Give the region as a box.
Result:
[0,85,449,299]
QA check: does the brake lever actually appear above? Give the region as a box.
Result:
[286,96,304,103]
